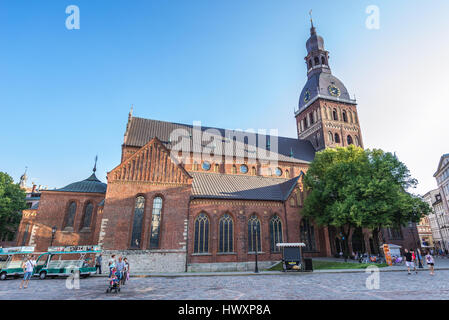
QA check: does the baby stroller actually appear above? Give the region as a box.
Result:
[106,268,121,293]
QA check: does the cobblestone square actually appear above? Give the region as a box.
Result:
[1,269,449,300]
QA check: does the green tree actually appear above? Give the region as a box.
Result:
[0,172,26,242]
[302,145,431,259]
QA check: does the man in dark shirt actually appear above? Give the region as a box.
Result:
[404,249,417,275]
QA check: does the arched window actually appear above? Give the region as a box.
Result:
[218,214,233,253]
[149,197,162,249]
[21,224,30,246]
[328,131,334,143]
[347,135,353,145]
[349,111,353,123]
[290,197,296,207]
[353,111,358,124]
[342,111,347,122]
[300,218,316,251]
[64,201,77,229]
[333,109,338,121]
[309,113,314,125]
[248,215,261,252]
[296,188,302,206]
[130,196,145,249]
[214,164,220,173]
[194,213,209,253]
[321,56,327,65]
[231,165,237,174]
[308,59,312,69]
[285,169,289,178]
[81,202,94,229]
[314,56,320,65]
[334,133,341,143]
[355,136,360,146]
[251,167,256,175]
[270,215,283,252]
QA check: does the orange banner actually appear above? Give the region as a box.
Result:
[383,244,392,266]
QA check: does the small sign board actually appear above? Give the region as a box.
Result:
[47,245,101,253]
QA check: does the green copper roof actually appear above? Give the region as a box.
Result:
[54,173,107,194]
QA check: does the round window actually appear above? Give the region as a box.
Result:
[202,161,211,171]
[240,164,248,174]
[275,167,282,176]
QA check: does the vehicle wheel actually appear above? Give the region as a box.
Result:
[39,271,47,280]
[0,272,7,280]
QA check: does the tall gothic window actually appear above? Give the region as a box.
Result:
[218,214,233,253]
[64,201,77,229]
[130,196,145,249]
[342,111,348,122]
[81,202,94,229]
[314,56,320,65]
[297,188,302,206]
[347,135,353,145]
[21,224,30,246]
[334,133,341,143]
[300,218,316,251]
[270,215,283,252]
[248,215,261,252]
[328,131,334,143]
[333,109,338,121]
[149,197,163,249]
[194,213,209,253]
[355,136,360,146]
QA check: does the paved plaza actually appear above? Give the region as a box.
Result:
[2,268,449,300]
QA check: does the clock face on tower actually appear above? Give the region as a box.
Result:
[328,85,341,97]
[304,89,311,103]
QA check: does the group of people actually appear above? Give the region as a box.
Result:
[404,248,435,275]
[106,254,130,285]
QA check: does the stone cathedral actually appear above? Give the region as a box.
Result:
[17,23,372,272]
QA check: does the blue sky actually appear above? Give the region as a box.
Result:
[1,0,448,195]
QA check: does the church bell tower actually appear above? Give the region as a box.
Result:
[295,18,364,151]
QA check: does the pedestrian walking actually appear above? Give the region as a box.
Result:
[123,257,130,285]
[404,249,417,275]
[116,256,125,285]
[95,254,102,274]
[425,251,435,275]
[19,255,36,289]
[108,254,116,278]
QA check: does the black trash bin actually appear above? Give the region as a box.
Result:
[303,258,313,272]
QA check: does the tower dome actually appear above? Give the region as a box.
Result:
[297,20,355,114]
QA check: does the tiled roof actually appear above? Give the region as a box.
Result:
[54,173,107,194]
[190,172,300,201]
[124,117,315,164]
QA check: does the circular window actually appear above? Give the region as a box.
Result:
[240,164,248,174]
[275,167,282,176]
[202,161,211,171]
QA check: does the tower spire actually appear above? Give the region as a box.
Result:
[93,155,98,173]
[309,10,316,35]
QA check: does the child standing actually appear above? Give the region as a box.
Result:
[425,251,435,275]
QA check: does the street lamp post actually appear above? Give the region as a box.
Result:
[253,224,259,273]
[50,226,57,247]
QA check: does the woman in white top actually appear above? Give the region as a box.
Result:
[425,251,435,275]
